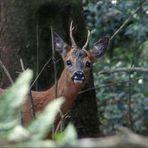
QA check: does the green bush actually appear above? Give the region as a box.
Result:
[83,0,148,135]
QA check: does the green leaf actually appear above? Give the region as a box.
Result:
[28,97,64,140]
[58,123,77,146]
[0,69,33,131]
[53,132,64,142]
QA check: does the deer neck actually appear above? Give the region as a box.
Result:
[48,68,85,114]
[59,69,83,94]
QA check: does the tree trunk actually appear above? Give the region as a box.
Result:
[0,0,99,138]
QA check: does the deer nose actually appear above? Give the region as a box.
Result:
[72,71,85,82]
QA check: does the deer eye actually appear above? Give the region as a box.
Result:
[86,61,91,68]
[66,60,72,66]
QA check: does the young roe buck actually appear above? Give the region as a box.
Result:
[0,22,109,136]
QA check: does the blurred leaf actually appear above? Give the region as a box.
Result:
[0,69,33,133]
[53,132,64,142]
[8,125,30,142]
[57,123,77,146]
[28,97,64,140]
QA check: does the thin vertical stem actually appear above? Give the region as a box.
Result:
[20,59,36,125]
[30,57,52,89]
[0,59,13,84]
[51,27,64,136]
[51,26,58,137]
[36,18,39,90]
[51,26,58,98]
[128,72,132,130]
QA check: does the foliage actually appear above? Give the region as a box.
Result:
[83,0,148,135]
[0,70,77,147]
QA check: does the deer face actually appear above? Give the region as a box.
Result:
[64,48,92,83]
[54,22,109,84]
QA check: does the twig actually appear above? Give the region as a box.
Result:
[20,58,25,71]
[110,0,146,40]
[36,18,39,90]
[51,26,58,98]
[51,27,65,136]
[20,58,25,125]
[0,59,13,84]
[54,113,69,134]
[79,73,146,95]
[30,57,52,89]
[20,59,36,121]
[51,26,58,137]
[98,67,148,75]
[128,72,132,130]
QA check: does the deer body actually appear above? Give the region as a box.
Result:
[0,22,109,138]
[23,68,85,125]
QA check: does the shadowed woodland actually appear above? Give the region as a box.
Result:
[0,0,148,147]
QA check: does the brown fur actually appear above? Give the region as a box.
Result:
[0,29,109,139]
[23,64,89,138]
[22,67,87,124]
[0,64,89,139]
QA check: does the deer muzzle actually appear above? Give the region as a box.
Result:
[71,71,85,83]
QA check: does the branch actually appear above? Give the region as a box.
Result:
[0,59,13,84]
[110,0,147,40]
[20,58,25,71]
[19,59,36,120]
[98,67,148,75]
[35,17,39,90]
[30,57,52,89]
[79,72,145,95]
[51,26,58,98]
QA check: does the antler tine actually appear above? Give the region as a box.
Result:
[70,21,77,48]
[82,30,90,49]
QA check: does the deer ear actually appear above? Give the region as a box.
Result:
[53,32,69,56]
[89,36,109,60]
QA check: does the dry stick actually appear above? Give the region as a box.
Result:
[0,59,13,84]
[51,26,58,98]
[79,79,129,95]
[79,76,146,101]
[51,27,65,135]
[30,58,61,89]
[20,59,36,120]
[110,0,146,40]
[98,67,148,75]
[36,18,39,90]
[20,59,25,71]
[30,57,52,89]
[51,26,58,137]
[20,58,26,124]
[128,72,132,130]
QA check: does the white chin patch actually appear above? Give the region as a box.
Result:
[74,80,83,84]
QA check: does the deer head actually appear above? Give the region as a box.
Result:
[54,22,109,84]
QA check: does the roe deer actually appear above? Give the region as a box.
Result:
[0,22,109,137]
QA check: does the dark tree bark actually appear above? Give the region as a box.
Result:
[0,0,99,138]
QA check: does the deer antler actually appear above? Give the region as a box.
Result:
[70,21,77,48]
[82,30,90,49]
